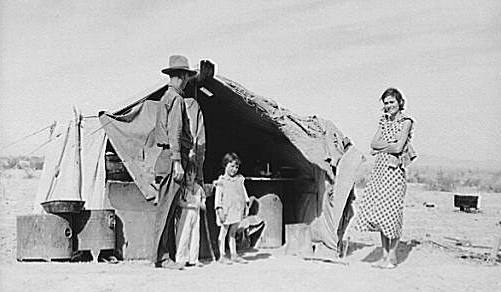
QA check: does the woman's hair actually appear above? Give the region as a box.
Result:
[221,152,241,168]
[380,88,405,111]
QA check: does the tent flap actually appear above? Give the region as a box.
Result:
[99,100,161,201]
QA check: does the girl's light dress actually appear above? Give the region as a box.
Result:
[214,174,250,226]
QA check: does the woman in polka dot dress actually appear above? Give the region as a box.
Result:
[356,88,415,269]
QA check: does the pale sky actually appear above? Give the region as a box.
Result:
[1,0,500,163]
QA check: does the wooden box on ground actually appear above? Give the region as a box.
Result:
[73,209,116,260]
[284,223,313,257]
[16,214,73,261]
[114,210,156,260]
[107,181,156,260]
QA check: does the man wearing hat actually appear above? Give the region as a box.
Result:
[153,55,196,269]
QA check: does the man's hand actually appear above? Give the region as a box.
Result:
[178,200,188,208]
[212,179,222,188]
[216,208,226,223]
[188,149,196,161]
[173,160,184,182]
[244,204,249,217]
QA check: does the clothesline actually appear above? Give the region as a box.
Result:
[0,123,55,153]
[25,138,54,156]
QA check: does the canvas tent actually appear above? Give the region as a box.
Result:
[34,71,363,259]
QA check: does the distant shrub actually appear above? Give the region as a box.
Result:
[355,163,501,193]
[406,167,501,193]
[23,168,36,179]
[29,157,44,170]
[0,156,44,170]
[429,169,455,192]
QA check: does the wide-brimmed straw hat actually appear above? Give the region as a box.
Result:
[161,55,197,77]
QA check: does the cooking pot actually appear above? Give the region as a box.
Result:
[41,200,85,214]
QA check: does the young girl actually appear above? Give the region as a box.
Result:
[214,153,250,264]
[175,162,206,268]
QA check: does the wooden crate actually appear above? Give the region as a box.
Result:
[17,214,73,261]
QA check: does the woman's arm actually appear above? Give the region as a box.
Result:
[370,126,389,150]
[378,119,412,154]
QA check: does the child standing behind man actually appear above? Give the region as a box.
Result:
[175,162,206,267]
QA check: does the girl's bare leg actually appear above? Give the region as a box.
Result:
[218,225,229,260]
[228,223,248,263]
[228,223,238,258]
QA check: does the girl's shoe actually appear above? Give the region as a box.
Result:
[186,262,204,268]
[217,257,233,265]
[378,262,397,269]
[372,260,396,269]
[231,256,248,264]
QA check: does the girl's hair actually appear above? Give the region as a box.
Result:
[380,88,405,111]
[221,152,241,168]
[185,160,196,175]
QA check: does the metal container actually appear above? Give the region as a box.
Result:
[73,210,116,260]
[284,223,313,257]
[41,200,85,214]
[454,194,479,211]
[256,193,283,248]
[17,214,73,261]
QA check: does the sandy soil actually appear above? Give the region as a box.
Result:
[0,169,500,292]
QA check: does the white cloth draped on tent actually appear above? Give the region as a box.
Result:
[33,117,108,213]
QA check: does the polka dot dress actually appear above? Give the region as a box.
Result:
[356,114,413,239]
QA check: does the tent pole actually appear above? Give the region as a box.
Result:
[73,106,83,201]
[44,122,71,202]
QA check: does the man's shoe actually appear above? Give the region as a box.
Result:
[162,260,185,270]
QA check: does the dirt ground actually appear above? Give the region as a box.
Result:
[0,169,500,292]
